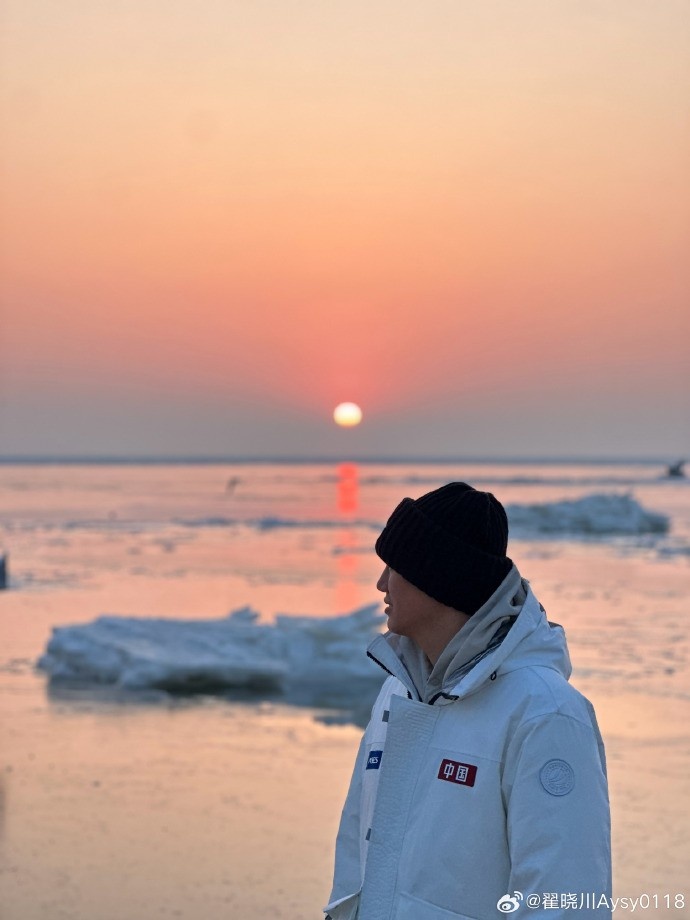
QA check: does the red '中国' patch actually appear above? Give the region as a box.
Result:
[437,758,477,787]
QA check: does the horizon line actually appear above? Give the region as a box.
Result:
[0,454,681,466]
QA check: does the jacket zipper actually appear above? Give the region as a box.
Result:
[366,650,419,701]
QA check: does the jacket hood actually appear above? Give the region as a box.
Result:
[367,563,572,703]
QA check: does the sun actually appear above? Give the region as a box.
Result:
[333,402,363,427]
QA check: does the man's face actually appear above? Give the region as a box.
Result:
[376,564,437,639]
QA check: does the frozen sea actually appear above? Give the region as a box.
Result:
[1,460,689,919]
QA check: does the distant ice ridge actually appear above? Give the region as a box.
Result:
[36,605,386,694]
[505,493,669,536]
[17,493,670,545]
[177,494,669,539]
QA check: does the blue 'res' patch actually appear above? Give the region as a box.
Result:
[366,750,383,770]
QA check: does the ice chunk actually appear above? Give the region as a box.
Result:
[36,604,386,695]
[506,493,669,536]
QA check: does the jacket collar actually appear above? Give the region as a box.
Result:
[367,565,571,704]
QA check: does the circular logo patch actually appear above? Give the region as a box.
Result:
[539,759,575,796]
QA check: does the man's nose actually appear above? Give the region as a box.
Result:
[376,566,389,592]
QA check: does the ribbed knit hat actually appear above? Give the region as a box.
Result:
[375,482,512,615]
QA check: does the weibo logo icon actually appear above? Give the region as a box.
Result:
[496,891,523,913]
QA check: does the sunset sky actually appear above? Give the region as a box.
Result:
[1,0,688,458]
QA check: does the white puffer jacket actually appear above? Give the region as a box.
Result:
[325,567,611,920]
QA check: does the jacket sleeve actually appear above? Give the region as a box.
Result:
[502,711,612,919]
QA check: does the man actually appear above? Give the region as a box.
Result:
[325,482,611,920]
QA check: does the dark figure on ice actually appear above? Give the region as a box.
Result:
[665,459,685,479]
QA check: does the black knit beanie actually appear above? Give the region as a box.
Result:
[375,482,512,615]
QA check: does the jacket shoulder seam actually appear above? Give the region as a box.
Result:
[516,707,599,734]
[511,665,591,725]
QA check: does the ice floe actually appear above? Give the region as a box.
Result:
[36,604,386,695]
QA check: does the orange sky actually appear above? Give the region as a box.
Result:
[1,0,688,457]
